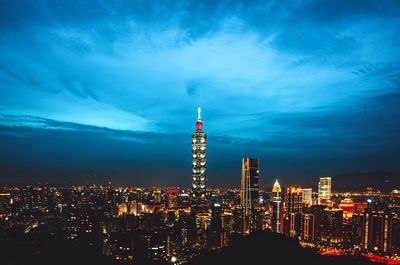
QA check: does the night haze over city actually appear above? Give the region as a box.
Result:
[0,1,400,265]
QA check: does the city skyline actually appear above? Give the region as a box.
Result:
[1,1,400,265]
[1,0,400,186]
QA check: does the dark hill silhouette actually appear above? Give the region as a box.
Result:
[0,229,381,265]
[189,231,381,265]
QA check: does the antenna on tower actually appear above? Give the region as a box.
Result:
[197,106,201,120]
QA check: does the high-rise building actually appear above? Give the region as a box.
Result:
[167,189,178,209]
[240,158,260,234]
[191,107,208,212]
[301,212,315,242]
[285,187,302,213]
[351,212,365,247]
[208,203,229,250]
[154,189,162,204]
[302,188,312,206]
[232,207,244,234]
[271,179,283,233]
[310,204,326,242]
[362,207,400,256]
[318,177,331,205]
[283,186,302,238]
[320,207,343,244]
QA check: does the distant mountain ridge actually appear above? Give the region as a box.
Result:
[332,170,399,192]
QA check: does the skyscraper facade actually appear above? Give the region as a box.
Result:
[271,179,283,233]
[318,177,331,205]
[285,187,302,213]
[284,186,302,238]
[167,189,178,209]
[191,107,208,212]
[362,208,400,256]
[240,158,260,234]
[301,212,315,242]
[302,188,312,206]
[321,207,343,244]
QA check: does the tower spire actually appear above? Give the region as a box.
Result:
[197,106,201,120]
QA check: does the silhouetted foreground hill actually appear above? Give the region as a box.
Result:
[0,230,167,265]
[0,230,382,265]
[189,231,381,265]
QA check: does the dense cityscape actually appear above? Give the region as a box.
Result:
[1,108,399,264]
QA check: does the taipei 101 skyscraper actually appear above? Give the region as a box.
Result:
[191,107,208,212]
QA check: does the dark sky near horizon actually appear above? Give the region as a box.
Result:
[0,0,400,188]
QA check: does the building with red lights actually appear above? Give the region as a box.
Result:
[339,198,355,220]
[191,107,208,212]
[362,208,400,256]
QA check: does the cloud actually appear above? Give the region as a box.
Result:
[0,0,400,184]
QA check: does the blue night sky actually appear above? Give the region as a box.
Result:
[0,0,399,187]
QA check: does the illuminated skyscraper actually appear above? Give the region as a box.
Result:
[285,187,302,213]
[271,179,283,233]
[284,186,302,238]
[362,208,400,256]
[302,188,312,206]
[167,189,178,209]
[240,158,260,234]
[321,207,343,244]
[318,177,331,205]
[301,212,315,242]
[191,107,207,212]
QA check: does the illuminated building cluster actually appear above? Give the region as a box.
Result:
[268,177,400,259]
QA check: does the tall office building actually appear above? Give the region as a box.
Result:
[321,207,343,244]
[240,158,260,234]
[285,187,302,213]
[167,189,178,209]
[271,179,283,233]
[301,212,315,242]
[362,208,400,256]
[191,107,208,212]
[232,207,244,234]
[302,188,312,206]
[208,203,230,250]
[318,177,331,205]
[284,186,302,238]
[310,204,326,242]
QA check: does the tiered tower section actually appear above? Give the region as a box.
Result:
[191,107,207,212]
